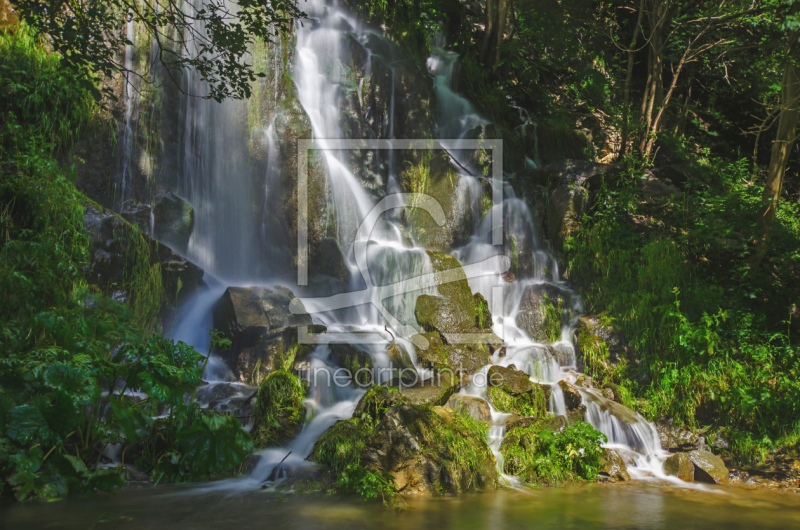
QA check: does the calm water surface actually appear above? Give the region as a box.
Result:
[3,482,800,529]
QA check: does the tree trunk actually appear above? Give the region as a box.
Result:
[481,0,497,64]
[493,0,510,67]
[753,62,800,259]
[619,0,646,160]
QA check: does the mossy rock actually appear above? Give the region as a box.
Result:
[485,385,548,417]
[230,324,326,385]
[387,341,418,384]
[361,404,498,494]
[505,415,568,434]
[598,449,630,481]
[413,331,490,376]
[250,370,308,448]
[311,418,366,474]
[446,395,492,425]
[153,192,194,253]
[354,386,408,422]
[514,284,566,343]
[474,292,492,329]
[487,365,534,395]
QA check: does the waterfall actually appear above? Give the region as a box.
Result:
[169,0,672,487]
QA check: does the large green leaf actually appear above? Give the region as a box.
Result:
[6,405,47,444]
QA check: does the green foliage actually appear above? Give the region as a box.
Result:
[501,421,607,485]
[565,160,800,464]
[250,370,308,448]
[540,294,563,343]
[336,464,398,506]
[0,26,252,501]
[486,386,548,418]
[12,0,305,102]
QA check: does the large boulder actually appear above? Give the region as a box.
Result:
[361,404,498,494]
[310,238,351,283]
[250,370,308,448]
[354,386,407,422]
[656,419,705,452]
[414,331,490,376]
[664,452,694,481]
[153,192,194,253]
[688,450,729,484]
[386,341,418,384]
[485,384,548,417]
[213,286,312,342]
[514,284,567,343]
[329,343,374,376]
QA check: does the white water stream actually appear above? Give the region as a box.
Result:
[168,0,679,489]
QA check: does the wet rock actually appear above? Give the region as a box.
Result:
[120,204,152,233]
[311,237,351,283]
[404,153,474,251]
[153,192,194,253]
[194,382,257,417]
[386,341,418,384]
[446,395,492,425]
[413,331,490,377]
[212,286,312,343]
[230,324,327,385]
[250,370,308,448]
[396,378,458,407]
[329,343,374,375]
[575,315,630,377]
[361,404,498,494]
[514,283,567,343]
[656,418,705,452]
[506,415,568,434]
[558,380,583,410]
[82,204,204,326]
[566,405,588,425]
[474,292,492,329]
[487,365,534,395]
[598,449,631,481]
[688,450,729,484]
[664,452,694,481]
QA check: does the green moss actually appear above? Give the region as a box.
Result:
[124,225,164,333]
[250,370,308,448]
[355,385,407,423]
[485,386,548,417]
[311,418,368,474]
[541,294,563,343]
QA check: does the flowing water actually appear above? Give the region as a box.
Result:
[163,0,675,491]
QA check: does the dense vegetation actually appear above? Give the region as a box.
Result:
[0,26,252,502]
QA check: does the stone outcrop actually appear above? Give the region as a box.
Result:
[82,204,204,329]
[664,450,728,484]
[446,395,492,425]
[153,192,194,253]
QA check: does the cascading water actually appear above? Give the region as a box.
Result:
[172,0,677,488]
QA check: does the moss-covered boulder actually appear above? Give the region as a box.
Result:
[485,385,548,417]
[598,449,630,481]
[558,380,584,410]
[354,386,408,422]
[250,370,308,448]
[153,192,194,253]
[361,404,498,494]
[398,378,458,406]
[575,315,632,383]
[311,418,366,474]
[387,341,418,384]
[514,284,567,343]
[213,286,312,342]
[487,365,534,395]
